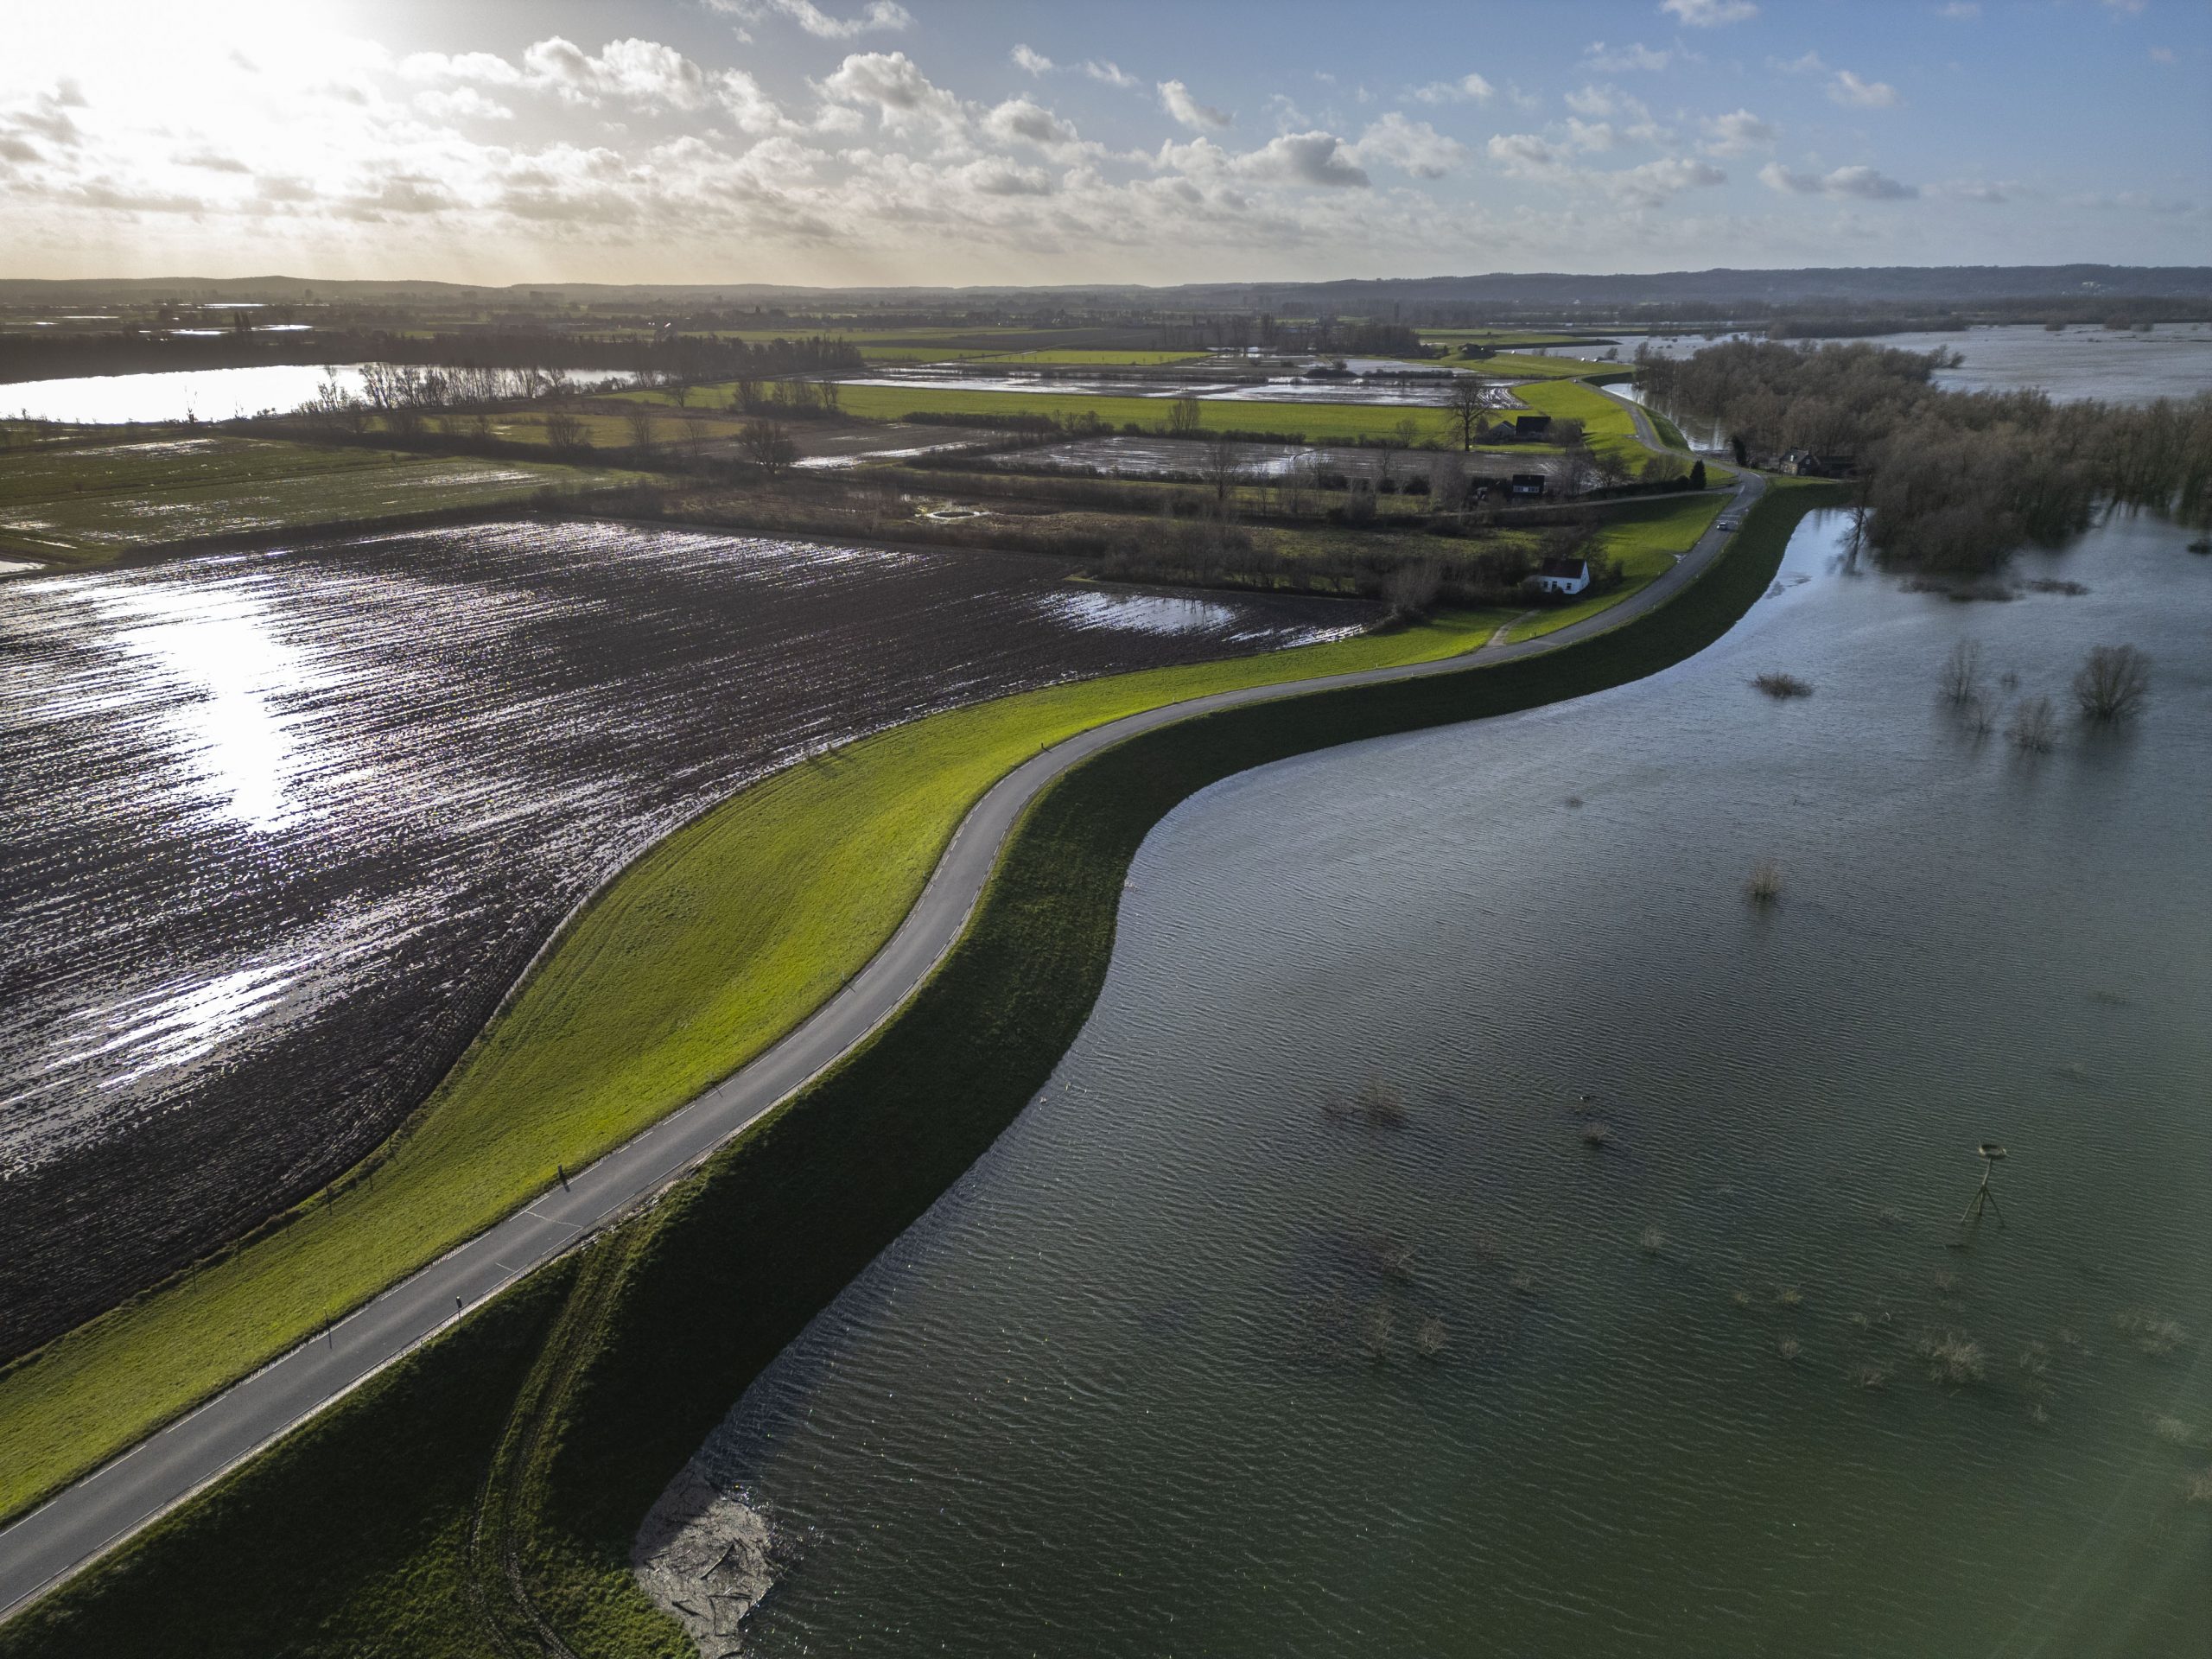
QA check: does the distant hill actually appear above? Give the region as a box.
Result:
[2,265,2208,312]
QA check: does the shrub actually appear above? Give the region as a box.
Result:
[2072,644,2151,721]
[1745,861,1783,906]
[1752,671,1814,699]
[1939,639,1984,705]
[2007,695,2060,753]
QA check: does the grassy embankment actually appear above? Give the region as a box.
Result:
[1506,491,1725,642]
[0,435,639,565]
[0,608,1513,1529]
[0,478,1849,1659]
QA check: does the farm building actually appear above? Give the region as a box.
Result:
[1510,472,1548,498]
[1532,556,1592,596]
[1783,449,1856,477]
[1514,413,1554,437]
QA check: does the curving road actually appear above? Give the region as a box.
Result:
[0,470,1765,1624]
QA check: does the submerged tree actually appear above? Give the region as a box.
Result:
[2072,644,2152,721]
[1939,639,1985,706]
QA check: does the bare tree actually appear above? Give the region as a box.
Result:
[1382,559,1442,622]
[1392,416,1421,451]
[2072,644,2151,721]
[1446,375,1489,452]
[1166,395,1203,439]
[2007,694,2059,753]
[1200,431,1246,518]
[1558,446,1600,497]
[1939,639,1984,706]
[743,417,796,480]
[623,404,663,454]
[543,408,591,454]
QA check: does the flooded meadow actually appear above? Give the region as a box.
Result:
[0,522,1364,1356]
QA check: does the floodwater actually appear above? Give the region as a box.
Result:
[655,508,2212,1656]
[0,524,1369,1355]
[0,363,627,425]
[838,365,1471,408]
[988,435,1559,487]
[1551,323,2212,406]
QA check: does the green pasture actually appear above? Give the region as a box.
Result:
[1508,490,1726,641]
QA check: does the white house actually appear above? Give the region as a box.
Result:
[1532,556,1592,596]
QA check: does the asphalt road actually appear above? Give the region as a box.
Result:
[0,468,1766,1624]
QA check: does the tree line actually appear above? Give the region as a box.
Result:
[1639,340,2212,569]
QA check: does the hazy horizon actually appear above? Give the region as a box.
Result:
[5,1,2208,289]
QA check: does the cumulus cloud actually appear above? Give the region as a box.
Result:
[1348,112,1466,178]
[1662,0,1758,23]
[713,0,913,39]
[1487,132,1563,178]
[1567,118,1619,152]
[982,96,1086,156]
[523,37,720,107]
[1583,41,1675,73]
[1829,69,1903,108]
[1760,161,1916,199]
[1234,130,1369,188]
[415,86,515,122]
[1084,60,1139,89]
[819,50,966,137]
[1605,155,1727,203]
[1411,72,1493,104]
[1159,79,1231,130]
[1011,44,1053,75]
[1701,108,1775,156]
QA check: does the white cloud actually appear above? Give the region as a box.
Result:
[2101,0,2146,14]
[1084,60,1139,90]
[1567,118,1619,152]
[1487,132,1563,178]
[414,86,515,123]
[1939,3,1980,16]
[1701,108,1775,156]
[1661,0,1758,24]
[1771,51,1827,74]
[398,50,524,87]
[521,37,715,109]
[1760,161,1916,199]
[1159,79,1230,130]
[1829,69,1903,108]
[982,96,1085,156]
[1605,156,1727,203]
[1565,84,1617,118]
[1231,130,1369,187]
[1411,73,1494,105]
[2149,45,2177,64]
[1347,112,1466,178]
[819,50,966,138]
[1583,41,1675,73]
[713,1,913,40]
[1011,44,1053,76]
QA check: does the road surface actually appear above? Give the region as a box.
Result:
[0,471,1767,1624]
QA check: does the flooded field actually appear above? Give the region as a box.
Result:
[654,507,2212,1656]
[0,523,1365,1356]
[0,364,628,425]
[1548,323,2212,405]
[988,434,1563,487]
[0,436,635,563]
[839,363,1471,408]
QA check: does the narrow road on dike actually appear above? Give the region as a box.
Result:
[0,470,1768,1623]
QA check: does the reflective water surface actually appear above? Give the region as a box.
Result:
[0,523,1364,1355]
[658,507,2212,1656]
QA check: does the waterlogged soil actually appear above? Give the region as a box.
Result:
[658,510,2212,1657]
[0,520,1363,1357]
[988,435,1563,489]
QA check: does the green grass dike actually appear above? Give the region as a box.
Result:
[0,480,1844,1657]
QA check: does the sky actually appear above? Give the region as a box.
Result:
[3,0,2208,288]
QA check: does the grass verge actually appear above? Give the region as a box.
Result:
[0,480,1840,1657]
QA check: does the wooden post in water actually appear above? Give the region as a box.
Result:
[1960,1142,2007,1230]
